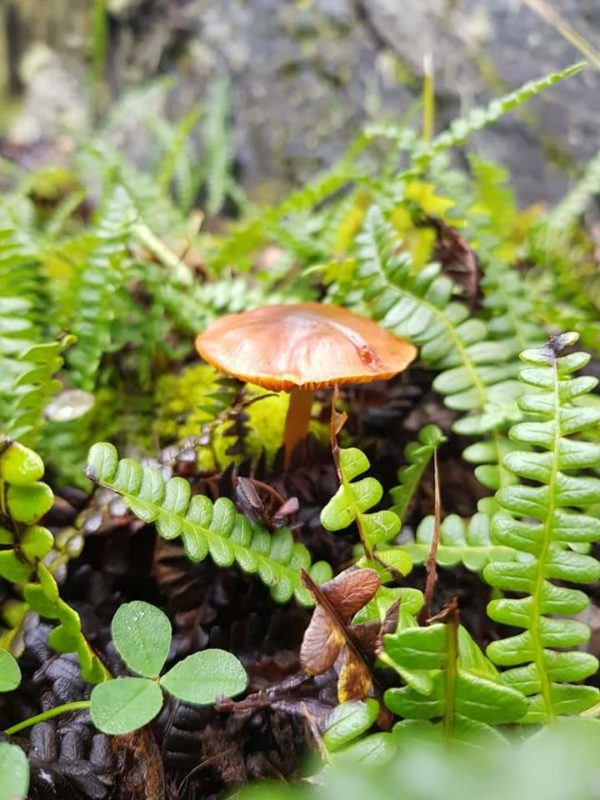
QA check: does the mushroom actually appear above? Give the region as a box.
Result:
[195,302,417,467]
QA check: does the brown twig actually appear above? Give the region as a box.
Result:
[419,449,441,625]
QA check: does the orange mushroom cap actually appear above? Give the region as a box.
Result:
[195,302,417,391]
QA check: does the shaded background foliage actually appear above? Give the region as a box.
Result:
[1,0,599,204]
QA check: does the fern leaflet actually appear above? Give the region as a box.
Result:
[86,442,332,605]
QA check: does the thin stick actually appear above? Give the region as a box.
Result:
[419,449,441,625]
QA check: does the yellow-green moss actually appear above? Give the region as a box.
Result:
[154,363,328,469]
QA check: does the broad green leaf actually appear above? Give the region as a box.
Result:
[0,648,21,691]
[384,624,447,670]
[330,732,396,766]
[160,649,247,704]
[323,699,379,752]
[111,601,172,678]
[0,742,29,800]
[90,677,163,734]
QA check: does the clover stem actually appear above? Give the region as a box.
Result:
[283,388,314,469]
[3,701,92,737]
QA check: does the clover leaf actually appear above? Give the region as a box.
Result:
[111,601,172,678]
[0,649,21,693]
[0,742,29,800]
[90,601,247,735]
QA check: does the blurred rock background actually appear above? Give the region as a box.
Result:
[1,0,598,205]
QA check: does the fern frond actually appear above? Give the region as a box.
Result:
[0,218,44,425]
[412,62,585,170]
[80,141,183,232]
[86,442,332,605]
[321,447,403,561]
[3,337,73,447]
[155,106,202,204]
[548,148,600,235]
[384,620,528,727]
[210,148,364,271]
[390,425,446,525]
[202,78,235,217]
[67,187,135,390]
[401,513,518,572]
[353,206,521,494]
[484,333,600,722]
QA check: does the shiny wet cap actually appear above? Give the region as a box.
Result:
[195,302,417,391]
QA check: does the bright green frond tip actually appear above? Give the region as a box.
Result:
[321,447,403,557]
[484,332,600,723]
[86,442,332,605]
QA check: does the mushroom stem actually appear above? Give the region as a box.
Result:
[283,387,314,468]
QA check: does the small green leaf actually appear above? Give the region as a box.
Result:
[6,482,54,524]
[0,742,29,800]
[0,441,44,485]
[20,525,54,560]
[90,677,163,734]
[321,485,357,531]
[160,649,247,704]
[0,551,33,583]
[323,699,379,752]
[86,442,118,482]
[111,601,172,678]
[339,448,370,480]
[0,648,21,692]
[330,732,396,766]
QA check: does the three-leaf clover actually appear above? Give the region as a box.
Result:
[90,601,247,735]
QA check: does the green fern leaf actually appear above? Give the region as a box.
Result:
[390,424,446,525]
[384,623,528,726]
[86,442,332,605]
[354,206,521,495]
[4,336,74,447]
[484,332,600,722]
[321,447,404,559]
[401,513,518,573]
[67,187,135,390]
[412,62,585,170]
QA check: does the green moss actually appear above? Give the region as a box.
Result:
[154,363,328,469]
